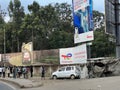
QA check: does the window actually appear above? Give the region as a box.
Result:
[59,67,65,72]
[66,67,71,71]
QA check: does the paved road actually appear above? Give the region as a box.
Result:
[21,76,120,90]
[0,81,15,90]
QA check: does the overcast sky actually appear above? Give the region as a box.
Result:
[0,0,104,22]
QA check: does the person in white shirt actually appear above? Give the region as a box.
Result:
[0,67,2,77]
[6,67,10,77]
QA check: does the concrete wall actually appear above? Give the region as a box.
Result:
[1,49,59,66]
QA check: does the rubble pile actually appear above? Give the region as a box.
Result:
[87,57,120,78]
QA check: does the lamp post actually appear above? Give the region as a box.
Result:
[0,6,7,63]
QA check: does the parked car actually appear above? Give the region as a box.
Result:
[52,66,81,79]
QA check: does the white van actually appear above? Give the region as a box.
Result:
[52,66,81,79]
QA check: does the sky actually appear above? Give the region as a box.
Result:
[0,0,104,22]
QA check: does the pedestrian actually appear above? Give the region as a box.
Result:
[17,67,21,78]
[2,66,6,78]
[0,66,3,77]
[22,66,27,78]
[10,67,13,78]
[30,66,33,77]
[6,67,10,78]
[26,67,30,79]
[40,66,45,80]
[13,66,17,78]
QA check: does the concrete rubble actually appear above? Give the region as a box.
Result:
[87,57,120,78]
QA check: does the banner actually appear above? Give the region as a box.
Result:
[22,42,33,64]
[73,0,94,43]
[60,44,87,64]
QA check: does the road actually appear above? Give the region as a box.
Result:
[21,76,120,90]
[0,81,15,90]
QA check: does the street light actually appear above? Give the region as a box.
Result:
[0,6,7,63]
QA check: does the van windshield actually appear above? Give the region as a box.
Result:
[66,67,72,71]
[59,67,65,72]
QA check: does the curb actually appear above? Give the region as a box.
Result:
[0,79,21,88]
[0,78,44,88]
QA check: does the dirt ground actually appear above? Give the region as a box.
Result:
[20,76,120,90]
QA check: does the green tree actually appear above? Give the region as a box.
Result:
[21,2,74,50]
[91,27,115,57]
[8,0,25,52]
[0,8,5,53]
[90,11,115,57]
[48,3,74,49]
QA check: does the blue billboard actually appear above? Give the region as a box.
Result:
[73,0,93,34]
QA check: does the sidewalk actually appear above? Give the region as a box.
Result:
[0,77,43,88]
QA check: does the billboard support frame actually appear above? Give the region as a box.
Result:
[114,0,120,58]
[105,0,120,58]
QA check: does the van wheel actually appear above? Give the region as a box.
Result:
[70,75,75,79]
[53,75,57,80]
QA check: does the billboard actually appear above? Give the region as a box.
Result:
[21,42,33,64]
[60,44,87,65]
[105,0,116,36]
[73,0,94,43]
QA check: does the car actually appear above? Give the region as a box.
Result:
[52,66,81,79]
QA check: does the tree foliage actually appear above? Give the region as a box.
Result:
[91,28,115,57]
[90,11,115,57]
[8,0,25,52]
[0,8,5,53]
[21,2,74,50]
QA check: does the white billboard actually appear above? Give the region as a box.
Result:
[60,44,87,64]
[73,0,89,12]
[74,31,94,44]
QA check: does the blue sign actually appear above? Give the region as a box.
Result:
[73,0,93,34]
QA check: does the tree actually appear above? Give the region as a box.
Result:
[0,8,5,53]
[48,3,74,49]
[93,10,105,30]
[91,26,115,57]
[90,11,115,57]
[21,2,74,50]
[8,0,25,52]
